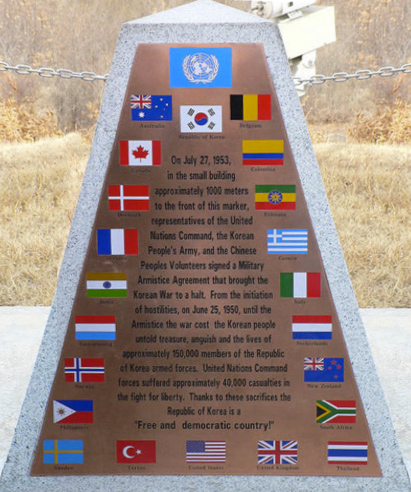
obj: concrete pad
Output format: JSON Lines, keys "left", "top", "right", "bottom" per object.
{"left": 1, "top": 307, "right": 410, "bottom": 477}
{"left": 0, "top": 307, "right": 49, "bottom": 472}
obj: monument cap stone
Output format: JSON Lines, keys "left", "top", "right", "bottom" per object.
{"left": 1, "top": 1, "right": 410, "bottom": 490}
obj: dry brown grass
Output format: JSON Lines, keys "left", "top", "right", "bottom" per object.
{"left": 0, "top": 135, "right": 410, "bottom": 307}
{"left": 316, "top": 142, "right": 411, "bottom": 307}
{"left": 0, "top": 97, "right": 62, "bottom": 142}
{"left": 0, "top": 134, "right": 89, "bottom": 305}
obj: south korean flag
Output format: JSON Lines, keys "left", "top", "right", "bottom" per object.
{"left": 180, "top": 105, "right": 222, "bottom": 133}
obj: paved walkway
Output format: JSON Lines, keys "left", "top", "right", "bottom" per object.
{"left": 1, "top": 307, "right": 411, "bottom": 475}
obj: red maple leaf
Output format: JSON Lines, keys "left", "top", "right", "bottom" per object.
{"left": 132, "top": 145, "right": 149, "bottom": 161}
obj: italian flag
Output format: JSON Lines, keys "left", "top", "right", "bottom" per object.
{"left": 280, "top": 272, "right": 321, "bottom": 298}
{"left": 119, "top": 140, "right": 161, "bottom": 166}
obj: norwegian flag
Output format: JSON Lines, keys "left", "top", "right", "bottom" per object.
{"left": 64, "top": 358, "right": 105, "bottom": 383}
{"left": 130, "top": 94, "right": 151, "bottom": 109}
{"left": 258, "top": 440, "right": 298, "bottom": 465}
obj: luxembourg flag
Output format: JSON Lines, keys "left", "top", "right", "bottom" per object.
{"left": 75, "top": 315, "right": 116, "bottom": 340}
{"left": 120, "top": 140, "right": 161, "bottom": 166}
{"left": 292, "top": 315, "right": 332, "bottom": 340}
{"left": 97, "top": 229, "right": 138, "bottom": 255}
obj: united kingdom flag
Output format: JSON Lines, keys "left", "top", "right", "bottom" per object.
{"left": 304, "top": 357, "right": 324, "bottom": 371}
{"left": 130, "top": 95, "right": 152, "bottom": 109}
{"left": 257, "top": 440, "right": 298, "bottom": 465}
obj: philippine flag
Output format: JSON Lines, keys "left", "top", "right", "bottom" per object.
{"left": 53, "top": 400, "right": 93, "bottom": 424}
{"left": 180, "top": 105, "right": 222, "bottom": 133}
{"left": 97, "top": 229, "right": 138, "bottom": 255}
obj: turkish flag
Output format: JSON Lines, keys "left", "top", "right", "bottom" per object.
{"left": 116, "top": 440, "right": 156, "bottom": 463}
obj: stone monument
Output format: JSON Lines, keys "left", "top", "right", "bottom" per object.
{"left": 1, "top": 1, "right": 410, "bottom": 490}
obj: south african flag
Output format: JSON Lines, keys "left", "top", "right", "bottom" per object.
{"left": 316, "top": 400, "right": 357, "bottom": 424}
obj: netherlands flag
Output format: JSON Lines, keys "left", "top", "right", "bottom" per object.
{"left": 97, "top": 229, "right": 138, "bottom": 255}
{"left": 120, "top": 140, "right": 161, "bottom": 166}
{"left": 292, "top": 315, "right": 332, "bottom": 340}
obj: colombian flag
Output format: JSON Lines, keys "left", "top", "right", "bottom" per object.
{"left": 242, "top": 140, "right": 283, "bottom": 166}
{"left": 230, "top": 94, "right": 271, "bottom": 121}
{"left": 255, "top": 185, "right": 296, "bottom": 210}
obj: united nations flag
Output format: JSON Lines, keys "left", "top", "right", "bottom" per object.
{"left": 169, "top": 47, "right": 232, "bottom": 88}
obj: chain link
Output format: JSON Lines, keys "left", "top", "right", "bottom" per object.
{"left": 294, "top": 63, "right": 411, "bottom": 86}
{"left": 1, "top": 60, "right": 411, "bottom": 86}
{"left": 0, "top": 61, "right": 108, "bottom": 82}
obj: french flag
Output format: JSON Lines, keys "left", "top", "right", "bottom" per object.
{"left": 97, "top": 229, "right": 138, "bottom": 255}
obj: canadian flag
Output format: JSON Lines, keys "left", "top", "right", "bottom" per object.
{"left": 119, "top": 140, "right": 161, "bottom": 166}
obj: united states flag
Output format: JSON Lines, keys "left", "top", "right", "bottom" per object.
{"left": 258, "top": 440, "right": 298, "bottom": 465}
{"left": 186, "top": 441, "right": 226, "bottom": 463}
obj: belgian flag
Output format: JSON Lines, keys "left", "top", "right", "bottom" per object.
{"left": 230, "top": 94, "right": 271, "bottom": 121}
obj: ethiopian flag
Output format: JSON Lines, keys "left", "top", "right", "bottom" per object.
{"left": 255, "top": 185, "right": 296, "bottom": 210}
{"left": 230, "top": 94, "right": 271, "bottom": 121}
{"left": 242, "top": 140, "right": 283, "bottom": 166}
{"left": 86, "top": 272, "right": 127, "bottom": 298}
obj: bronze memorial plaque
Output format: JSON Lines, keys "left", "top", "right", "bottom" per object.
{"left": 31, "top": 43, "right": 381, "bottom": 477}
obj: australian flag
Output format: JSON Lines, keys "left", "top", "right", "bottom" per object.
{"left": 131, "top": 95, "right": 172, "bottom": 121}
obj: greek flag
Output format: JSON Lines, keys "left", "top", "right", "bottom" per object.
{"left": 267, "top": 229, "right": 308, "bottom": 254}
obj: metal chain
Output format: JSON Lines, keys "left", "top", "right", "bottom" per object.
{"left": 1, "top": 60, "right": 411, "bottom": 85}
{"left": 0, "top": 61, "right": 108, "bottom": 82}
{"left": 293, "top": 63, "right": 411, "bottom": 86}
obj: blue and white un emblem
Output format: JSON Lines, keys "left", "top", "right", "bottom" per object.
{"left": 183, "top": 52, "right": 219, "bottom": 84}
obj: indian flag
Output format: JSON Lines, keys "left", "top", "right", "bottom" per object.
{"left": 255, "top": 185, "right": 296, "bottom": 210}
{"left": 242, "top": 140, "right": 283, "bottom": 166}
{"left": 86, "top": 272, "right": 127, "bottom": 298}
{"left": 75, "top": 315, "right": 116, "bottom": 341}
{"left": 280, "top": 272, "right": 321, "bottom": 298}
{"left": 292, "top": 315, "right": 332, "bottom": 340}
